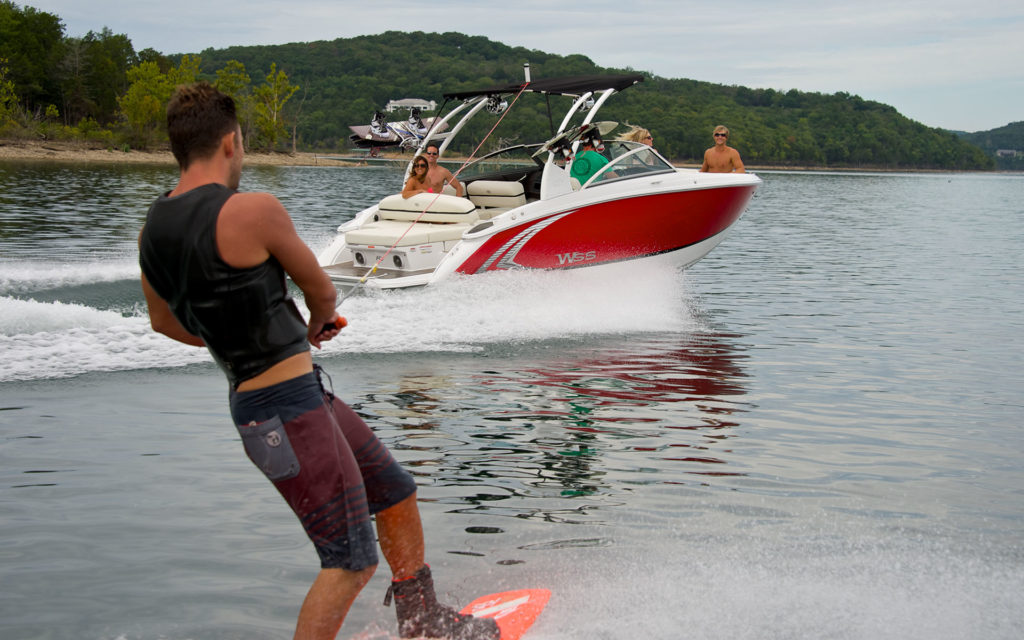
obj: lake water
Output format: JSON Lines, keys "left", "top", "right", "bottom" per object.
{"left": 1, "top": 161, "right": 1022, "bottom": 640}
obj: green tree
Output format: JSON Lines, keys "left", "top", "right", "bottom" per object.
{"left": 80, "top": 27, "right": 136, "bottom": 123}
{"left": 117, "top": 55, "right": 200, "bottom": 148}
{"left": 0, "top": 1, "right": 65, "bottom": 112}
{"left": 214, "top": 59, "right": 254, "bottom": 142}
{"left": 59, "top": 36, "right": 90, "bottom": 124}
{"left": 58, "top": 28, "right": 138, "bottom": 126}
{"left": 117, "top": 60, "right": 169, "bottom": 148}
{"left": 167, "top": 54, "right": 200, "bottom": 87}
{"left": 137, "top": 48, "right": 171, "bottom": 72}
{"left": 252, "top": 62, "right": 297, "bottom": 151}
{"left": 0, "top": 57, "right": 18, "bottom": 127}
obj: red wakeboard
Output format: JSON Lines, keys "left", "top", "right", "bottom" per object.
{"left": 460, "top": 588, "right": 550, "bottom": 640}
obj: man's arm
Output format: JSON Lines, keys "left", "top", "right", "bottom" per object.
{"left": 700, "top": 149, "right": 711, "bottom": 172}
{"left": 140, "top": 271, "right": 205, "bottom": 347}
{"left": 227, "top": 192, "right": 341, "bottom": 348}
{"left": 444, "top": 169, "right": 464, "bottom": 196}
{"left": 731, "top": 149, "right": 746, "bottom": 173}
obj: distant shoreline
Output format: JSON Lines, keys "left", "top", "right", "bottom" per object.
{"left": 0, "top": 139, "right": 361, "bottom": 167}
{"left": 0, "top": 138, "right": 1001, "bottom": 173}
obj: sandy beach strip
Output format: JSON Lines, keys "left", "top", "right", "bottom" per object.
{"left": 0, "top": 138, "right": 375, "bottom": 167}
{"left": 0, "top": 138, "right": 771, "bottom": 171}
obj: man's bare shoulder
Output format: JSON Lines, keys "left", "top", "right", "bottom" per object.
{"left": 219, "top": 191, "right": 295, "bottom": 239}
{"left": 221, "top": 191, "right": 288, "bottom": 220}
{"left": 227, "top": 190, "right": 282, "bottom": 208}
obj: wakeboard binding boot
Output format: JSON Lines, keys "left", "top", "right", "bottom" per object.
{"left": 385, "top": 565, "right": 500, "bottom": 640}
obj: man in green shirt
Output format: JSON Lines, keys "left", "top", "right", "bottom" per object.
{"left": 569, "top": 133, "right": 615, "bottom": 184}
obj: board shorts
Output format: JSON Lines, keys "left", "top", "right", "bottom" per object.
{"left": 229, "top": 366, "right": 416, "bottom": 570}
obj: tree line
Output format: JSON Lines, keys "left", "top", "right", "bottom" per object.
{"left": 0, "top": 1, "right": 299, "bottom": 151}
{"left": 0, "top": 2, "right": 1003, "bottom": 169}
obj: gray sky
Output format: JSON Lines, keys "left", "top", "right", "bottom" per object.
{"left": 28, "top": 0, "right": 1023, "bottom": 132}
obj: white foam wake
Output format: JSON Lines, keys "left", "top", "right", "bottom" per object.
{"left": 0, "top": 263, "right": 698, "bottom": 382}
{"left": 0, "top": 259, "right": 140, "bottom": 295}
{"left": 0, "top": 297, "right": 210, "bottom": 382}
{"left": 317, "top": 265, "right": 699, "bottom": 355}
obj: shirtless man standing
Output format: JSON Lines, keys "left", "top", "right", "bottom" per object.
{"left": 423, "top": 143, "right": 464, "bottom": 196}
{"left": 700, "top": 125, "right": 746, "bottom": 173}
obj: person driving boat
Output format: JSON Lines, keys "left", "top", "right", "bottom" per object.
{"left": 569, "top": 133, "right": 617, "bottom": 184}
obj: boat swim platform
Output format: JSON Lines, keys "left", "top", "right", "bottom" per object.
{"left": 322, "top": 262, "right": 434, "bottom": 283}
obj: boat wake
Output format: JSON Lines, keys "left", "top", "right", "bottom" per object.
{"left": 0, "top": 295, "right": 210, "bottom": 383}
{"left": 322, "top": 264, "right": 700, "bottom": 355}
{"left": 1, "top": 261, "right": 701, "bottom": 383}
{"left": 0, "top": 258, "right": 140, "bottom": 296}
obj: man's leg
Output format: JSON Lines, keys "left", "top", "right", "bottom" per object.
{"left": 376, "top": 492, "right": 425, "bottom": 578}
{"left": 375, "top": 493, "right": 499, "bottom": 640}
{"left": 294, "top": 565, "right": 377, "bottom": 640}
{"left": 321, "top": 394, "right": 495, "bottom": 638}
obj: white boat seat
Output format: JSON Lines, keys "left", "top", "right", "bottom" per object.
{"left": 346, "top": 192, "right": 479, "bottom": 247}
{"left": 377, "top": 192, "right": 478, "bottom": 223}
{"left": 345, "top": 220, "right": 473, "bottom": 246}
{"left": 467, "top": 180, "right": 526, "bottom": 219}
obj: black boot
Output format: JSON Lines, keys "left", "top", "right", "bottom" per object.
{"left": 384, "top": 565, "right": 500, "bottom": 640}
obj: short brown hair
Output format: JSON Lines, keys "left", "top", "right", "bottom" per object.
{"left": 166, "top": 82, "right": 238, "bottom": 170}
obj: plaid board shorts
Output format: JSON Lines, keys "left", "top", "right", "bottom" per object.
{"left": 229, "top": 367, "right": 416, "bottom": 570}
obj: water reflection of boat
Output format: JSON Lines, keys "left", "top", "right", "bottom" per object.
{"left": 497, "top": 335, "right": 751, "bottom": 520}
{"left": 319, "top": 70, "right": 761, "bottom": 293}
{"left": 354, "top": 334, "right": 751, "bottom": 522}
{"left": 481, "top": 334, "right": 748, "bottom": 423}
{"left": 514, "top": 339, "right": 747, "bottom": 411}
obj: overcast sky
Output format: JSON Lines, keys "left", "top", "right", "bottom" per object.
{"left": 27, "top": 0, "right": 1023, "bottom": 132}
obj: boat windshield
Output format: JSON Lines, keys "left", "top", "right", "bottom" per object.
{"left": 587, "top": 140, "right": 676, "bottom": 184}
{"left": 452, "top": 140, "right": 676, "bottom": 194}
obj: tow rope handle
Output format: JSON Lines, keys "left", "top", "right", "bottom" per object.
{"left": 321, "top": 316, "right": 348, "bottom": 333}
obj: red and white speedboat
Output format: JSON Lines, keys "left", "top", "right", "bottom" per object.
{"left": 317, "top": 72, "right": 760, "bottom": 292}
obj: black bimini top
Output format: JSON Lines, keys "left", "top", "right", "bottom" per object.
{"left": 443, "top": 74, "right": 644, "bottom": 100}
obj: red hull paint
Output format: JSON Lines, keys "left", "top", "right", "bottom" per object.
{"left": 455, "top": 184, "right": 756, "bottom": 274}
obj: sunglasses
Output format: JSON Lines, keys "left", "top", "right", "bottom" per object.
{"left": 425, "top": 151, "right": 439, "bottom": 156}
{"left": 414, "top": 163, "right": 427, "bottom": 168}
{"left": 714, "top": 133, "right": 728, "bottom": 138}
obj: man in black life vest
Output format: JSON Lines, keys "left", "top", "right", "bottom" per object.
{"left": 138, "top": 81, "right": 497, "bottom": 640}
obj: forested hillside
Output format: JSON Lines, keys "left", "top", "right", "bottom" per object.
{"left": 958, "top": 122, "right": 1024, "bottom": 170}
{"left": 196, "top": 31, "right": 994, "bottom": 169}
{"left": 0, "top": 2, "right": 1006, "bottom": 169}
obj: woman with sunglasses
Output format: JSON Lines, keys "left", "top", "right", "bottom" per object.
{"left": 401, "top": 155, "right": 432, "bottom": 198}
{"left": 618, "top": 125, "right": 654, "bottom": 146}
{"left": 617, "top": 125, "right": 658, "bottom": 168}
{"left": 700, "top": 125, "right": 746, "bottom": 173}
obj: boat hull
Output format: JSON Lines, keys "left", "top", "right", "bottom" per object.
{"left": 319, "top": 178, "right": 759, "bottom": 292}
{"left": 446, "top": 181, "right": 757, "bottom": 276}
